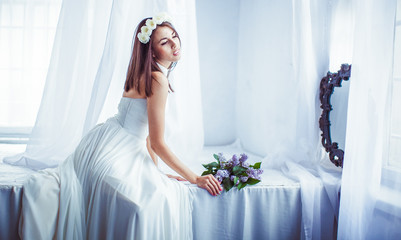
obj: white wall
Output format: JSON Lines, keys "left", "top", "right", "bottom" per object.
{"left": 196, "top": 0, "right": 240, "bottom": 146}
{"left": 196, "top": 0, "right": 332, "bottom": 157}
{"left": 236, "top": 0, "right": 295, "bottom": 156}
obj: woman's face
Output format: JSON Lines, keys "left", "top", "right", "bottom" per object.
{"left": 152, "top": 26, "right": 181, "bottom": 68}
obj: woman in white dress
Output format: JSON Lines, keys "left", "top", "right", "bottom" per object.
{"left": 20, "top": 13, "right": 222, "bottom": 240}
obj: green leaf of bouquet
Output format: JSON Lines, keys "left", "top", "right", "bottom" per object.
{"left": 223, "top": 178, "right": 234, "bottom": 192}
{"left": 234, "top": 176, "right": 239, "bottom": 185}
{"left": 203, "top": 162, "right": 219, "bottom": 170}
{"left": 247, "top": 178, "right": 261, "bottom": 185}
{"left": 238, "top": 182, "right": 247, "bottom": 190}
{"left": 210, "top": 162, "right": 219, "bottom": 168}
{"left": 213, "top": 154, "right": 220, "bottom": 161}
{"left": 201, "top": 170, "right": 211, "bottom": 176}
{"left": 232, "top": 166, "right": 247, "bottom": 175}
{"left": 253, "top": 162, "right": 261, "bottom": 169}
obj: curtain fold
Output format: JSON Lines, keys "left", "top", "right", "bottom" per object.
{"left": 338, "top": 0, "right": 401, "bottom": 239}
{"left": 236, "top": 0, "right": 339, "bottom": 239}
{"left": 4, "top": 0, "right": 203, "bottom": 170}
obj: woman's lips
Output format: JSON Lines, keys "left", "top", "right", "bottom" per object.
{"left": 173, "top": 49, "right": 180, "bottom": 56}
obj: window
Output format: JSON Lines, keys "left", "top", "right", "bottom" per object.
{"left": 387, "top": 0, "right": 401, "bottom": 170}
{"left": 0, "top": 0, "right": 61, "bottom": 143}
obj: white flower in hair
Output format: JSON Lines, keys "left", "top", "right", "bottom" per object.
{"left": 146, "top": 19, "right": 157, "bottom": 30}
{"left": 140, "top": 25, "right": 152, "bottom": 36}
{"left": 153, "top": 12, "right": 169, "bottom": 24}
{"left": 164, "top": 14, "right": 173, "bottom": 23}
{"left": 153, "top": 14, "right": 165, "bottom": 24}
{"left": 137, "top": 32, "right": 150, "bottom": 44}
{"left": 137, "top": 12, "right": 173, "bottom": 44}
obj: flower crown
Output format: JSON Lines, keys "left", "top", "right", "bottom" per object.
{"left": 137, "top": 12, "right": 173, "bottom": 44}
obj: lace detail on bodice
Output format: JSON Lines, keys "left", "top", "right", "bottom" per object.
{"left": 115, "top": 97, "right": 148, "bottom": 139}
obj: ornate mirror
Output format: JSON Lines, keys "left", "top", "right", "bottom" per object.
{"left": 319, "top": 64, "right": 352, "bottom": 167}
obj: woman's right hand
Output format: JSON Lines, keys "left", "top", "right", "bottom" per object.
{"left": 196, "top": 174, "right": 222, "bottom": 196}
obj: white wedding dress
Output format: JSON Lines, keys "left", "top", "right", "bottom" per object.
{"left": 19, "top": 96, "right": 194, "bottom": 239}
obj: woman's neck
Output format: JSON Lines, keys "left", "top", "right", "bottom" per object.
{"left": 156, "top": 62, "right": 169, "bottom": 76}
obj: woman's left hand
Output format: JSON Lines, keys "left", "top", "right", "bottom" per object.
{"left": 166, "top": 174, "right": 186, "bottom": 181}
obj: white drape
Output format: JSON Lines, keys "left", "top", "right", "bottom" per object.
{"left": 338, "top": 0, "right": 401, "bottom": 239}
{"left": 4, "top": 0, "right": 203, "bottom": 170}
{"left": 236, "top": 0, "right": 339, "bottom": 239}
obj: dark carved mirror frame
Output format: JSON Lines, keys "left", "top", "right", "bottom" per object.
{"left": 319, "top": 64, "right": 352, "bottom": 168}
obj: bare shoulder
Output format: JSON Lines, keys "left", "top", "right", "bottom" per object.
{"left": 151, "top": 71, "right": 169, "bottom": 89}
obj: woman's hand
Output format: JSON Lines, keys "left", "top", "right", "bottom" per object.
{"left": 166, "top": 174, "right": 186, "bottom": 181}
{"left": 196, "top": 174, "right": 222, "bottom": 196}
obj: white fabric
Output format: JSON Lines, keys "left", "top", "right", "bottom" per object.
{"left": 328, "top": 0, "right": 354, "bottom": 72}
{"left": 338, "top": 0, "right": 401, "bottom": 239}
{"left": 0, "top": 167, "right": 304, "bottom": 240}
{"left": 0, "top": 159, "right": 33, "bottom": 240}
{"left": 189, "top": 178, "right": 301, "bottom": 240}
{"left": 327, "top": 0, "right": 354, "bottom": 151}
{"left": 19, "top": 98, "right": 193, "bottom": 239}
{"left": 4, "top": 0, "right": 203, "bottom": 170}
{"left": 1, "top": 140, "right": 340, "bottom": 239}
{"left": 235, "top": 1, "right": 339, "bottom": 239}
{"left": 1, "top": 147, "right": 308, "bottom": 240}
{"left": 188, "top": 143, "right": 304, "bottom": 240}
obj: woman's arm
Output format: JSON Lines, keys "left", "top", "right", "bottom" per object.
{"left": 147, "top": 135, "right": 185, "bottom": 181}
{"left": 146, "top": 136, "right": 158, "bottom": 166}
{"left": 147, "top": 72, "right": 222, "bottom": 196}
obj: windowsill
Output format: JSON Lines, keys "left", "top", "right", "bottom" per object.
{"left": 376, "top": 186, "right": 401, "bottom": 215}
{"left": 0, "top": 143, "right": 26, "bottom": 163}
{"left": 376, "top": 166, "right": 401, "bottom": 216}
{"left": 0, "top": 127, "right": 31, "bottom": 144}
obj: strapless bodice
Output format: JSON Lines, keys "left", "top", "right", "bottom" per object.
{"left": 114, "top": 97, "right": 148, "bottom": 139}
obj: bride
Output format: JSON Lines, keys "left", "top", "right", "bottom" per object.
{"left": 20, "top": 13, "right": 222, "bottom": 239}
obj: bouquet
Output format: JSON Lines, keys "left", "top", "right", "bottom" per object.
{"left": 201, "top": 153, "right": 263, "bottom": 192}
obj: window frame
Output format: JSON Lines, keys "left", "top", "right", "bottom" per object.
{"left": 378, "top": 0, "right": 401, "bottom": 215}
{"left": 0, "top": 0, "right": 61, "bottom": 144}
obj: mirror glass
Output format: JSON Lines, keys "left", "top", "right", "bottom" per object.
{"left": 330, "top": 78, "right": 351, "bottom": 151}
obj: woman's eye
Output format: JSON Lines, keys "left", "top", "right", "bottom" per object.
{"left": 161, "top": 41, "right": 167, "bottom": 45}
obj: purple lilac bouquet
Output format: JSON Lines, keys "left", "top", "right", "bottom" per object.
{"left": 201, "top": 153, "right": 263, "bottom": 191}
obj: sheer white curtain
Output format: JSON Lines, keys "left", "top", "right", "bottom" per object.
{"left": 4, "top": 0, "right": 203, "bottom": 170}
{"left": 338, "top": 0, "right": 401, "bottom": 239}
{"left": 236, "top": 0, "right": 339, "bottom": 239}
{"left": 0, "top": 0, "right": 61, "bottom": 140}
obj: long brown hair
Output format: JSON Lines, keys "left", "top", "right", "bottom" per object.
{"left": 124, "top": 18, "right": 180, "bottom": 97}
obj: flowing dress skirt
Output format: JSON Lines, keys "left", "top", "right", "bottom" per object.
{"left": 19, "top": 117, "right": 193, "bottom": 240}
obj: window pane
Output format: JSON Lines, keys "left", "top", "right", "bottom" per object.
{"left": 10, "top": 28, "right": 24, "bottom": 69}
{"left": 0, "top": 4, "right": 11, "bottom": 26}
{"left": 389, "top": 137, "right": 401, "bottom": 169}
{"left": 0, "top": 0, "right": 61, "bottom": 131}
{"left": 0, "top": 29, "right": 10, "bottom": 68}
{"left": 32, "top": 29, "right": 51, "bottom": 67}
{"left": 11, "top": 4, "right": 24, "bottom": 27}
{"left": 48, "top": 5, "right": 60, "bottom": 27}
{"left": 394, "top": 27, "right": 401, "bottom": 78}
{"left": 388, "top": 0, "right": 401, "bottom": 168}
{"left": 33, "top": 5, "right": 48, "bottom": 27}
{"left": 391, "top": 81, "right": 401, "bottom": 136}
